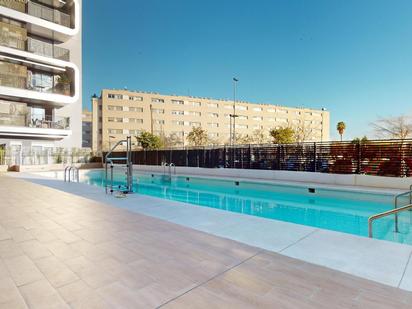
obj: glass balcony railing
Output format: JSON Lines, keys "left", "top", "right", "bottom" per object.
{"left": 0, "top": 113, "right": 70, "bottom": 130}
{"left": 0, "top": 1, "right": 72, "bottom": 28}
{"left": 27, "top": 37, "right": 70, "bottom": 61}
{"left": 27, "top": 1, "right": 71, "bottom": 28}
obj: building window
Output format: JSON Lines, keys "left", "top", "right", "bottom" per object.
{"left": 238, "top": 115, "right": 248, "bottom": 120}
{"left": 224, "top": 105, "right": 233, "bottom": 110}
{"left": 253, "top": 116, "right": 263, "bottom": 121}
{"left": 108, "top": 117, "right": 123, "bottom": 123}
{"left": 129, "top": 129, "right": 141, "bottom": 135}
{"left": 128, "top": 118, "right": 143, "bottom": 123}
{"left": 208, "top": 133, "right": 219, "bottom": 138}
{"left": 129, "top": 96, "right": 143, "bottom": 101}
{"left": 236, "top": 105, "right": 248, "bottom": 111}
{"left": 152, "top": 109, "right": 164, "bottom": 114}
{"left": 108, "top": 105, "right": 123, "bottom": 111}
{"left": 172, "top": 100, "right": 184, "bottom": 105}
{"left": 154, "top": 119, "right": 165, "bottom": 125}
{"left": 190, "top": 122, "right": 201, "bottom": 127}
{"left": 173, "top": 121, "right": 184, "bottom": 126}
{"left": 207, "top": 103, "right": 219, "bottom": 108}
{"left": 208, "top": 123, "right": 219, "bottom": 128}
{"left": 236, "top": 124, "right": 248, "bottom": 129}
{"left": 253, "top": 107, "right": 263, "bottom": 112}
{"left": 108, "top": 129, "right": 122, "bottom": 134}
{"left": 208, "top": 113, "right": 219, "bottom": 118}
{"left": 189, "top": 111, "right": 201, "bottom": 116}
{"left": 108, "top": 94, "right": 123, "bottom": 99}
{"left": 171, "top": 110, "right": 184, "bottom": 115}
{"left": 151, "top": 98, "right": 164, "bottom": 103}
{"left": 189, "top": 101, "right": 201, "bottom": 107}
{"left": 129, "top": 107, "right": 143, "bottom": 112}
{"left": 267, "top": 109, "right": 276, "bottom": 113}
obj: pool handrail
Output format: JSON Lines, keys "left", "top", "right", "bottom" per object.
{"left": 368, "top": 203, "right": 412, "bottom": 238}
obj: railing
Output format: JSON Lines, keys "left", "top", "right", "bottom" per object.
{"left": 0, "top": 0, "right": 26, "bottom": 12}
{"left": 0, "top": 113, "right": 70, "bottom": 130}
{"left": 106, "top": 139, "right": 412, "bottom": 178}
{"left": 0, "top": 71, "right": 71, "bottom": 97}
{"left": 27, "top": 37, "right": 70, "bottom": 61}
{"left": 368, "top": 204, "right": 412, "bottom": 238}
{"left": 28, "top": 1, "right": 71, "bottom": 28}
{"left": 0, "top": 35, "right": 26, "bottom": 51}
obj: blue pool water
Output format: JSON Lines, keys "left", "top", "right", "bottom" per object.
{"left": 82, "top": 170, "right": 412, "bottom": 244}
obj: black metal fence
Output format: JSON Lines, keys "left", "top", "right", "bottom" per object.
{"left": 107, "top": 139, "right": 412, "bottom": 177}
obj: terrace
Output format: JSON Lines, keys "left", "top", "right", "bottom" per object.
{"left": 1, "top": 175, "right": 411, "bottom": 308}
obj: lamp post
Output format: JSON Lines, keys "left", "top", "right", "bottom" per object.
{"left": 108, "top": 135, "right": 115, "bottom": 150}
{"left": 230, "top": 77, "right": 239, "bottom": 146}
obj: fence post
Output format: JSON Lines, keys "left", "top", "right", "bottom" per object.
{"left": 313, "top": 142, "right": 317, "bottom": 172}
{"left": 223, "top": 146, "right": 226, "bottom": 168}
{"left": 277, "top": 145, "right": 281, "bottom": 170}
{"left": 249, "top": 144, "right": 252, "bottom": 169}
{"left": 356, "top": 140, "right": 361, "bottom": 174}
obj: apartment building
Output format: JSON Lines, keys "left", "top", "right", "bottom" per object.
{"left": 82, "top": 108, "right": 91, "bottom": 148}
{"left": 0, "top": 0, "right": 82, "bottom": 163}
{"left": 91, "top": 89, "right": 330, "bottom": 152}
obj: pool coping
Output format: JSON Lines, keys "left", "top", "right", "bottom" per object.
{"left": 10, "top": 171, "right": 412, "bottom": 292}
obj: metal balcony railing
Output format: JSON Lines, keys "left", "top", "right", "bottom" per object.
{"left": 27, "top": 1, "right": 71, "bottom": 28}
{"left": 0, "top": 113, "right": 70, "bottom": 130}
{"left": 27, "top": 37, "right": 70, "bottom": 61}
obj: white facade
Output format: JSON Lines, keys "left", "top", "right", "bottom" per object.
{"left": 0, "top": 0, "right": 82, "bottom": 160}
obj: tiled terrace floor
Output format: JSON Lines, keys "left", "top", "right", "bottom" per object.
{"left": 1, "top": 175, "right": 412, "bottom": 308}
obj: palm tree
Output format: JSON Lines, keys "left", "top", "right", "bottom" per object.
{"left": 336, "top": 121, "right": 346, "bottom": 141}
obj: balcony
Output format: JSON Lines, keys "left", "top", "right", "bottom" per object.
{"left": 0, "top": 0, "right": 78, "bottom": 40}
{"left": 0, "top": 60, "right": 72, "bottom": 97}
{"left": 0, "top": 22, "right": 70, "bottom": 61}
{"left": 0, "top": 113, "right": 70, "bottom": 130}
{"left": 27, "top": 37, "right": 70, "bottom": 61}
{"left": 28, "top": 1, "right": 71, "bottom": 28}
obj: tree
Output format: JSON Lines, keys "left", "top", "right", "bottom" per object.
{"left": 236, "top": 129, "right": 270, "bottom": 145}
{"left": 136, "top": 131, "right": 163, "bottom": 150}
{"left": 269, "top": 127, "right": 296, "bottom": 144}
{"left": 352, "top": 136, "right": 368, "bottom": 144}
{"left": 370, "top": 116, "right": 412, "bottom": 140}
{"left": 161, "top": 133, "right": 182, "bottom": 148}
{"left": 336, "top": 121, "right": 346, "bottom": 141}
{"left": 187, "top": 127, "right": 209, "bottom": 146}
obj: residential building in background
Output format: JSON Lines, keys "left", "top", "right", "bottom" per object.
{"left": 0, "top": 0, "right": 82, "bottom": 164}
{"left": 92, "top": 89, "right": 330, "bottom": 152}
{"left": 82, "top": 108, "right": 91, "bottom": 148}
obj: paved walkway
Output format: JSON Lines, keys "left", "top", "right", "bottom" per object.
{"left": 0, "top": 175, "right": 412, "bottom": 308}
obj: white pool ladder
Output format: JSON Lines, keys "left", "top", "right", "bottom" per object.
{"left": 64, "top": 166, "right": 79, "bottom": 183}
{"left": 105, "top": 136, "right": 133, "bottom": 194}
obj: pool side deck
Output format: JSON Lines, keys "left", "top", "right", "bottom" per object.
{"left": 1, "top": 175, "right": 412, "bottom": 308}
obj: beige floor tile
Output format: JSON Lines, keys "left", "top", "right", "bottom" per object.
{"left": 18, "top": 279, "right": 69, "bottom": 309}
{"left": 35, "top": 256, "right": 79, "bottom": 288}
{"left": 4, "top": 255, "right": 45, "bottom": 286}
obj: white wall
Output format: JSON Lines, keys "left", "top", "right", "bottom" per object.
{"left": 133, "top": 165, "right": 412, "bottom": 190}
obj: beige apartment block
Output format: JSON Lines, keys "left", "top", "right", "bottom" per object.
{"left": 91, "top": 89, "right": 330, "bottom": 152}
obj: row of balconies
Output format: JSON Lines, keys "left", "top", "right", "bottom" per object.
{"left": 0, "top": 0, "right": 72, "bottom": 28}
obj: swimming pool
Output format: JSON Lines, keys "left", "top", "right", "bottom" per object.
{"left": 80, "top": 170, "right": 412, "bottom": 244}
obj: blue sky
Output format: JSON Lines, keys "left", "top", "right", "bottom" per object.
{"left": 83, "top": 0, "right": 412, "bottom": 140}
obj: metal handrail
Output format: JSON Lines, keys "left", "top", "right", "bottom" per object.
{"left": 105, "top": 136, "right": 133, "bottom": 194}
{"left": 368, "top": 203, "right": 412, "bottom": 238}
{"left": 393, "top": 188, "right": 412, "bottom": 232}
{"left": 64, "top": 165, "right": 79, "bottom": 182}
{"left": 64, "top": 166, "right": 70, "bottom": 182}
{"left": 169, "top": 163, "right": 176, "bottom": 176}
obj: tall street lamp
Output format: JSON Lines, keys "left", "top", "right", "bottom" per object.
{"left": 230, "top": 77, "right": 239, "bottom": 146}
{"left": 108, "top": 135, "right": 115, "bottom": 150}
